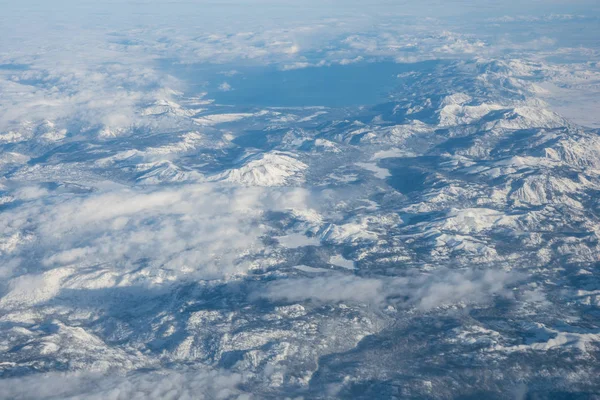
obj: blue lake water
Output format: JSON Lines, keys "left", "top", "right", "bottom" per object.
{"left": 159, "top": 60, "right": 439, "bottom": 108}
{"left": 0, "top": 63, "right": 30, "bottom": 71}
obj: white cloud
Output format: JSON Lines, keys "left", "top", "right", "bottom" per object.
{"left": 258, "top": 269, "right": 519, "bottom": 310}
{"left": 218, "top": 82, "right": 233, "bottom": 91}
{"left": 0, "top": 369, "right": 250, "bottom": 400}
{"left": 0, "top": 183, "right": 314, "bottom": 310}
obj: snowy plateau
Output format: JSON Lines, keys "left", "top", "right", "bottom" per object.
{"left": 1, "top": 1, "right": 600, "bottom": 399}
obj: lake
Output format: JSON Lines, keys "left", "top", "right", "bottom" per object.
{"left": 159, "top": 59, "right": 439, "bottom": 108}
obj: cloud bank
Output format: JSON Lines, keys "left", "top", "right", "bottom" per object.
{"left": 0, "top": 369, "right": 250, "bottom": 400}
{"left": 258, "top": 268, "right": 520, "bottom": 310}
{"left": 0, "top": 183, "right": 313, "bottom": 310}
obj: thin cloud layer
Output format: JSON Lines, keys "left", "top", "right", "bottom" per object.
{"left": 0, "top": 369, "right": 250, "bottom": 400}
{"left": 258, "top": 269, "right": 519, "bottom": 310}
{"left": 0, "top": 183, "right": 313, "bottom": 310}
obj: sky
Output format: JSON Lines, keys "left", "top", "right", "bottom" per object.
{"left": 2, "top": 0, "right": 599, "bottom": 28}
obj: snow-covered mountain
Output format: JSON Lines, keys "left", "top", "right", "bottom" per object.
{"left": 212, "top": 151, "right": 307, "bottom": 186}
{"left": 1, "top": 3, "right": 600, "bottom": 398}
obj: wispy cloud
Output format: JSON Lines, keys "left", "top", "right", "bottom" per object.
{"left": 0, "top": 183, "right": 314, "bottom": 309}
{"left": 0, "top": 369, "right": 249, "bottom": 400}
{"left": 257, "top": 268, "right": 520, "bottom": 310}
